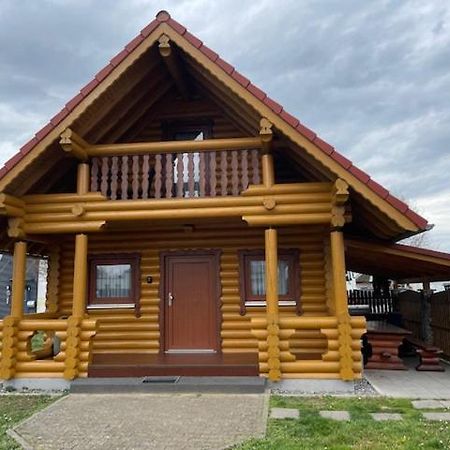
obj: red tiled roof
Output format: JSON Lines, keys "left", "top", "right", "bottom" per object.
{"left": 0, "top": 10, "right": 428, "bottom": 230}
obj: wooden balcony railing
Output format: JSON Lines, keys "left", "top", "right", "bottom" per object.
{"left": 90, "top": 148, "right": 261, "bottom": 200}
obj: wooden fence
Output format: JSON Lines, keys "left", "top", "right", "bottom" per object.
{"left": 347, "top": 289, "right": 395, "bottom": 315}
{"left": 398, "top": 289, "right": 450, "bottom": 358}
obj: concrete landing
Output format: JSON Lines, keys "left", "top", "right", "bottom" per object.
{"left": 365, "top": 359, "right": 450, "bottom": 399}
{"left": 71, "top": 376, "right": 267, "bottom": 394}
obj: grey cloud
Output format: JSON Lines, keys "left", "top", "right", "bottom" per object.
{"left": 0, "top": 0, "right": 449, "bottom": 249}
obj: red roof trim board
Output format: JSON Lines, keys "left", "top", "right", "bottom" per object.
{"left": 0, "top": 10, "right": 428, "bottom": 230}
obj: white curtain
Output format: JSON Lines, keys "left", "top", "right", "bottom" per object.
{"left": 250, "top": 260, "right": 289, "bottom": 296}
{"left": 96, "top": 264, "right": 131, "bottom": 298}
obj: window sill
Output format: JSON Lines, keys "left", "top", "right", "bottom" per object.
{"left": 244, "top": 300, "right": 297, "bottom": 307}
{"left": 87, "top": 303, "right": 136, "bottom": 310}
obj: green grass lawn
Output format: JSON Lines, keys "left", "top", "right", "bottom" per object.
{"left": 0, "top": 395, "right": 57, "bottom": 449}
{"left": 237, "top": 396, "right": 450, "bottom": 450}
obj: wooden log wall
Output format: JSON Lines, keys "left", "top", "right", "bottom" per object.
{"left": 0, "top": 314, "right": 96, "bottom": 379}
{"left": 54, "top": 224, "right": 332, "bottom": 376}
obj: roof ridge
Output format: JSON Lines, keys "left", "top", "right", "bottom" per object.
{"left": 0, "top": 10, "right": 428, "bottom": 231}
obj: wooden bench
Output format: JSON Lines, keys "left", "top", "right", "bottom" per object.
{"left": 404, "top": 337, "right": 445, "bottom": 372}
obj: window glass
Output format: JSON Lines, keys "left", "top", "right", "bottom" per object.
{"left": 172, "top": 131, "right": 204, "bottom": 198}
{"left": 238, "top": 249, "right": 300, "bottom": 314}
{"left": 95, "top": 264, "right": 131, "bottom": 298}
{"left": 249, "top": 259, "right": 290, "bottom": 296}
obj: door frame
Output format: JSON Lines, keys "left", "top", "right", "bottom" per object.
{"left": 159, "top": 249, "right": 222, "bottom": 353}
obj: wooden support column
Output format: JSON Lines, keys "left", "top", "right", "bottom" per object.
{"left": 420, "top": 280, "right": 433, "bottom": 345}
{"left": 329, "top": 179, "right": 356, "bottom": 380}
{"left": 64, "top": 233, "right": 88, "bottom": 380}
{"left": 265, "top": 228, "right": 281, "bottom": 381}
{"left": 77, "top": 163, "right": 90, "bottom": 195}
{"left": 0, "top": 241, "right": 27, "bottom": 379}
{"left": 72, "top": 234, "right": 88, "bottom": 318}
{"left": 330, "top": 228, "right": 355, "bottom": 380}
{"left": 260, "top": 118, "right": 274, "bottom": 188}
{"left": 330, "top": 230, "right": 348, "bottom": 316}
{"left": 10, "top": 241, "right": 27, "bottom": 318}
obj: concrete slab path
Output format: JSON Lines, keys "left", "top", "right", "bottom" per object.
{"left": 365, "top": 361, "right": 450, "bottom": 399}
{"left": 9, "top": 393, "right": 268, "bottom": 450}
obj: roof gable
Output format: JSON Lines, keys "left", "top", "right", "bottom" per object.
{"left": 0, "top": 10, "right": 428, "bottom": 235}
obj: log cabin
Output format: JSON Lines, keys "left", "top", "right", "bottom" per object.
{"left": 1, "top": 10, "right": 450, "bottom": 385}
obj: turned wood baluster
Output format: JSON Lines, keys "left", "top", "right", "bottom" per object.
{"left": 221, "top": 151, "right": 228, "bottom": 196}
{"left": 209, "top": 152, "right": 216, "bottom": 196}
{"left": 154, "top": 154, "right": 162, "bottom": 199}
{"left": 251, "top": 149, "right": 260, "bottom": 184}
{"left": 199, "top": 152, "right": 206, "bottom": 197}
{"left": 110, "top": 156, "right": 119, "bottom": 200}
{"left": 132, "top": 155, "right": 139, "bottom": 199}
{"left": 231, "top": 150, "right": 239, "bottom": 196}
{"left": 188, "top": 152, "right": 195, "bottom": 197}
{"left": 142, "top": 154, "right": 150, "bottom": 199}
{"left": 165, "top": 153, "right": 173, "bottom": 198}
{"left": 176, "top": 153, "right": 184, "bottom": 198}
{"left": 91, "top": 158, "right": 99, "bottom": 191}
{"left": 241, "top": 149, "right": 249, "bottom": 191}
{"left": 100, "top": 157, "right": 109, "bottom": 197}
{"left": 121, "top": 156, "right": 129, "bottom": 200}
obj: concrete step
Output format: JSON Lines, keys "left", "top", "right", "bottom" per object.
{"left": 70, "top": 376, "right": 267, "bottom": 394}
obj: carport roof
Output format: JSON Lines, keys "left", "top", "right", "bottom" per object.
{"left": 345, "top": 239, "right": 450, "bottom": 282}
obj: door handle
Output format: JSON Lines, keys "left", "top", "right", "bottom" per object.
{"left": 168, "top": 292, "right": 174, "bottom": 306}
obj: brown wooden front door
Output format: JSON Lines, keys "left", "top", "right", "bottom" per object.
{"left": 162, "top": 251, "right": 220, "bottom": 352}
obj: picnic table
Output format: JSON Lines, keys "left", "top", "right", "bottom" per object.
{"left": 365, "top": 321, "right": 412, "bottom": 370}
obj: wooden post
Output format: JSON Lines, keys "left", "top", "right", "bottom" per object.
{"left": 0, "top": 241, "right": 27, "bottom": 379}
{"left": 72, "top": 234, "right": 88, "bottom": 318}
{"left": 77, "top": 163, "right": 90, "bottom": 195}
{"left": 260, "top": 118, "right": 274, "bottom": 188}
{"left": 265, "top": 228, "right": 281, "bottom": 381}
{"left": 64, "top": 233, "right": 88, "bottom": 380}
{"left": 261, "top": 154, "right": 275, "bottom": 188}
{"left": 330, "top": 231, "right": 348, "bottom": 316}
{"left": 330, "top": 228, "right": 355, "bottom": 380}
{"left": 421, "top": 280, "right": 433, "bottom": 345}
{"left": 11, "top": 241, "right": 27, "bottom": 318}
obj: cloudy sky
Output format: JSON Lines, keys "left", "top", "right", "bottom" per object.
{"left": 0, "top": 0, "right": 449, "bottom": 250}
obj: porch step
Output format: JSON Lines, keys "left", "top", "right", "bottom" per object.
{"left": 88, "top": 352, "right": 259, "bottom": 377}
{"left": 70, "top": 376, "right": 266, "bottom": 394}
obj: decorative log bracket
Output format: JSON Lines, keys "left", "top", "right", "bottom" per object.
{"left": 158, "top": 34, "right": 190, "bottom": 101}
{"left": 59, "top": 128, "right": 89, "bottom": 161}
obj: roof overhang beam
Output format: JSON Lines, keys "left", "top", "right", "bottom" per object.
{"left": 158, "top": 34, "right": 190, "bottom": 101}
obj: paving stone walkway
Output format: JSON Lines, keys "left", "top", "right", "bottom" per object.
{"left": 412, "top": 400, "right": 450, "bottom": 409}
{"left": 272, "top": 404, "right": 450, "bottom": 423}
{"left": 319, "top": 410, "right": 350, "bottom": 421}
{"left": 371, "top": 413, "right": 403, "bottom": 421}
{"left": 9, "top": 393, "right": 268, "bottom": 450}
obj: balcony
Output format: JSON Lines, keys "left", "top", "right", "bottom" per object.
{"left": 90, "top": 148, "right": 262, "bottom": 200}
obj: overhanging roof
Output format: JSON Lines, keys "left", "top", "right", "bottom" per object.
{"left": 346, "top": 239, "right": 450, "bottom": 282}
{"left": 0, "top": 10, "right": 428, "bottom": 238}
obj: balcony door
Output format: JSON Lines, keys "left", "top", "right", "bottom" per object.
{"left": 165, "top": 123, "right": 212, "bottom": 198}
